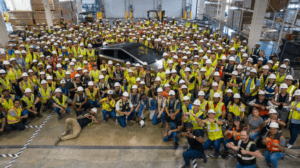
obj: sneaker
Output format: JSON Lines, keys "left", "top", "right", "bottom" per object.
{"left": 103, "top": 119, "right": 107, "bottom": 123}
{"left": 54, "top": 137, "right": 61, "bottom": 146}
{"left": 202, "top": 153, "right": 207, "bottom": 163}
{"left": 24, "top": 121, "right": 31, "bottom": 125}
{"left": 286, "top": 143, "right": 293, "bottom": 149}
{"left": 60, "top": 130, "right": 70, "bottom": 137}
{"left": 214, "top": 152, "right": 219, "bottom": 159}
{"left": 181, "top": 164, "right": 190, "bottom": 168}
{"left": 174, "top": 142, "right": 179, "bottom": 150}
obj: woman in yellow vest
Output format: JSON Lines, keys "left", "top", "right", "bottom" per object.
{"left": 38, "top": 80, "right": 53, "bottom": 111}
{"left": 184, "top": 100, "right": 205, "bottom": 136}
{"left": 0, "top": 69, "right": 12, "bottom": 93}
{"left": 275, "top": 64, "right": 287, "bottom": 86}
{"left": 200, "top": 109, "right": 224, "bottom": 158}
{"left": 86, "top": 81, "right": 100, "bottom": 107}
{"left": 228, "top": 93, "right": 245, "bottom": 119}
{"left": 90, "top": 65, "right": 101, "bottom": 83}
{"left": 7, "top": 99, "right": 27, "bottom": 130}
{"left": 98, "top": 90, "right": 116, "bottom": 123}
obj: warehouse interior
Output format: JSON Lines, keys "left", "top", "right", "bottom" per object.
{"left": 0, "top": 0, "right": 300, "bottom": 168}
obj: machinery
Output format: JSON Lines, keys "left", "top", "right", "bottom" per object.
{"left": 147, "top": 10, "right": 165, "bottom": 21}
{"left": 78, "top": 11, "right": 96, "bottom": 23}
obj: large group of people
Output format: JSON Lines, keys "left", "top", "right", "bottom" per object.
{"left": 0, "top": 17, "right": 299, "bottom": 168}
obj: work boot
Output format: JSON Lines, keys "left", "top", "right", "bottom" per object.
{"left": 24, "top": 121, "right": 31, "bottom": 125}
{"left": 221, "top": 151, "right": 228, "bottom": 159}
{"left": 202, "top": 153, "right": 207, "bottom": 163}
{"left": 174, "top": 142, "right": 179, "bottom": 150}
{"left": 60, "top": 130, "right": 70, "bottom": 137}
{"left": 181, "top": 164, "right": 190, "bottom": 168}
{"left": 37, "top": 113, "right": 43, "bottom": 118}
{"left": 54, "top": 137, "right": 61, "bottom": 146}
{"left": 214, "top": 152, "right": 219, "bottom": 159}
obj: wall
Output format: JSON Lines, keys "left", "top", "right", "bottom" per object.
{"left": 105, "top": 0, "right": 126, "bottom": 18}
{"left": 162, "top": 0, "right": 183, "bottom": 18}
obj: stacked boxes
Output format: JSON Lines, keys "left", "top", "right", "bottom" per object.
{"left": 31, "top": 0, "right": 61, "bottom": 25}
{"left": 8, "top": 11, "right": 34, "bottom": 26}
{"left": 60, "top": 1, "right": 77, "bottom": 23}
{"left": 31, "top": 0, "right": 60, "bottom": 11}
{"left": 233, "top": 10, "right": 253, "bottom": 30}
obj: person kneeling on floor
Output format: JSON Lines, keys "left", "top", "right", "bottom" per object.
{"left": 138, "top": 94, "right": 157, "bottom": 127}
{"left": 178, "top": 122, "right": 207, "bottom": 168}
{"left": 163, "top": 110, "right": 183, "bottom": 150}
{"left": 51, "top": 88, "right": 70, "bottom": 119}
{"left": 115, "top": 92, "right": 135, "bottom": 127}
{"left": 55, "top": 108, "right": 100, "bottom": 145}
{"left": 98, "top": 90, "right": 116, "bottom": 123}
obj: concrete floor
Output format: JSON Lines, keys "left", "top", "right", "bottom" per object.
{"left": 1, "top": 108, "right": 300, "bottom": 168}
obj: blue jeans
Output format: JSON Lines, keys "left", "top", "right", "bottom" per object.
{"left": 117, "top": 110, "right": 135, "bottom": 127}
{"left": 203, "top": 138, "right": 224, "bottom": 153}
{"left": 236, "top": 163, "right": 257, "bottom": 168}
{"left": 88, "top": 99, "right": 100, "bottom": 107}
{"left": 183, "top": 148, "right": 203, "bottom": 165}
{"left": 194, "top": 129, "right": 204, "bottom": 137}
{"left": 249, "top": 131, "right": 260, "bottom": 141}
{"left": 289, "top": 122, "right": 300, "bottom": 145}
{"left": 163, "top": 130, "right": 179, "bottom": 142}
{"left": 242, "top": 94, "right": 256, "bottom": 105}
{"left": 102, "top": 110, "right": 116, "bottom": 120}
{"left": 54, "top": 107, "right": 70, "bottom": 117}
{"left": 224, "top": 138, "right": 234, "bottom": 151}
{"left": 176, "top": 112, "right": 182, "bottom": 119}
{"left": 264, "top": 150, "right": 284, "bottom": 168}
{"left": 152, "top": 111, "right": 166, "bottom": 125}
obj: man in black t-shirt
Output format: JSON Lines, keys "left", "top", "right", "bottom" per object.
{"left": 163, "top": 112, "right": 183, "bottom": 149}
{"left": 177, "top": 122, "right": 207, "bottom": 168}
{"left": 227, "top": 130, "right": 262, "bottom": 168}
{"left": 54, "top": 108, "right": 100, "bottom": 145}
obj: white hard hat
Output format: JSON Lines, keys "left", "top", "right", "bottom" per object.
{"left": 132, "top": 85, "right": 138, "bottom": 89}
{"left": 280, "top": 83, "right": 288, "bottom": 89}
{"left": 108, "top": 60, "right": 113, "bottom": 65}
{"left": 41, "top": 80, "right": 47, "bottom": 84}
{"left": 232, "top": 71, "right": 238, "bottom": 75}
{"left": 122, "top": 92, "right": 129, "bottom": 97}
{"left": 60, "top": 80, "right": 66, "bottom": 84}
{"left": 258, "top": 90, "right": 265, "bottom": 95}
{"left": 213, "top": 93, "right": 220, "bottom": 98}
{"left": 262, "top": 65, "right": 269, "bottom": 70}
{"left": 280, "top": 64, "right": 287, "bottom": 69}
{"left": 214, "top": 72, "right": 220, "bottom": 77}
{"left": 99, "top": 75, "right": 104, "bottom": 79}
{"left": 294, "top": 89, "right": 300, "bottom": 96}
{"left": 237, "top": 64, "right": 243, "bottom": 69}
{"left": 198, "top": 91, "right": 205, "bottom": 96}
{"left": 269, "top": 74, "right": 276, "bottom": 79}
{"left": 169, "top": 90, "right": 175, "bottom": 96}
{"left": 157, "top": 87, "right": 163, "bottom": 92}
{"left": 184, "top": 67, "right": 191, "bottom": 72}
{"left": 227, "top": 89, "right": 233, "bottom": 93}
{"left": 155, "top": 77, "right": 161, "bottom": 81}
{"left": 56, "top": 64, "right": 62, "bottom": 68}
{"left": 242, "top": 53, "right": 248, "bottom": 57}
{"left": 77, "top": 86, "right": 84, "bottom": 92}
{"left": 183, "top": 96, "right": 190, "bottom": 101}
{"left": 230, "top": 47, "right": 235, "bottom": 51}
{"left": 46, "top": 65, "right": 52, "bottom": 69}
{"left": 88, "top": 81, "right": 94, "bottom": 86}
{"left": 164, "top": 83, "right": 170, "bottom": 88}
{"left": 65, "top": 71, "right": 71, "bottom": 75}
{"left": 250, "top": 68, "right": 257, "bottom": 73}
{"left": 140, "top": 81, "right": 145, "bottom": 85}
{"left": 171, "top": 69, "right": 177, "bottom": 73}
{"left": 114, "top": 82, "right": 120, "bottom": 87}
{"left": 181, "top": 85, "right": 188, "bottom": 89}
{"left": 285, "top": 75, "right": 293, "bottom": 80}
{"left": 90, "top": 107, "right": 98, "bottom": 114}
{"left": 75, "top": 74, "right": 81, "bottom": 78}
{"left": 269, "top": 122, "right": 279, "bottom": 128}
{"left": 165, "top": 69, "right": 170, "bottom": 74}
{"left": 200, "top": 68, "right": 206, "bottom": 72}
{"left": 22, "top": 73, "right": 28, "bottom": 77}
{"left": 108, "top": 90, "right": 113, "bottom": 95}
{"left": 208, "top": 109, "right": 216, "bottom": 114}
{"left": 193, "top": 100, "right": 201, "bottom": 106}
{"left": 233, "top": 93, "right": 241, "bottom": 99}
{"left": 25, "top": 88, "right": 32, "bottom": 93}
{"left": 269, "top": 109, "right": 277, "bottom": 114}
{"left": 205, "top": 59, "right": 212, "bottom": 64}
{"left": 168, "top": 60, "right": 173, "bottom": 64}
{"left": 212, "top": 82, "right": 218, "bottom": 87}
{"left": 229, "top": 57, "right": 235, "bottom": 61}
{"left": 3, "top": 61, "right": 9, "bottom": 65}
{"left": 136, "top": 77, "right": 141, "bottom": 82}
{"left": 55, "top": 88, "right": 62, "bottom": 93}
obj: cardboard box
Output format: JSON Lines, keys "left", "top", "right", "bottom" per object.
{"left": 32, "top": 11, "right": 62, "bottom": 20}
{"left": 60, "top": 1, "right": 74, "bottom": 15}
{"left": 10, "top": 19, "right": 34, "bottom": 26}
{"left": 35, "top": 18, "right": 60, "bottom": 25}
{"left": 30, "top": 0, "right": 60, "bottom": 11}
{"left": 8, "top": 11, "right": 33, "bottom": 20}
{"left": 31, "top": 4, "right": 55, "bottom": 11}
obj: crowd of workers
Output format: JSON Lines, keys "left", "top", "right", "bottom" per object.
{"left": 0, "top": 17, "right": 300, "bottom": 168}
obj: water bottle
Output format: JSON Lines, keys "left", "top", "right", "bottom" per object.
{"left": 115, "top": 118, "right": 118, "bottom": 125}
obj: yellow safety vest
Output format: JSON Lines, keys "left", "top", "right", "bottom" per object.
{"left": 206, "top": 120, "right": 223, "bottom": 141}
{"left": 289, "top": 101, "right": 300, "bottom": 121}
{"left": 259, "top": 74, "right": 269, "bottom": 90}
{"left": 226, "top": 78, "right": 238, "bottom": 94}
{"left": 21, "top": 95, "right": 35, "bottom": 108}
{"left": 39, "top": 87, "right": 52, "bottom": 103}
{"left": 56, "top": 70, "right": 66, "bottom": 85}
{"left": 209, "top": 101, "right": 224, "bottom": 119}
{"left": 188, "top": 107, "right": 203, "bottom": 130}
{"left": 275, "top": 73, "right": 286, "bottom": 86}
{"left": 187, "top": 75, "right": 196, "bottom": 91}
{"left": 7, "top": 106, "right": 22, "bottom": 124}
{"left": 20, "top": 80, "right": 33, "bottom": 91}
{"left": 287, "top": 85, "right": 296, "bottom": 95}
{"left": 86, "top": 49, "right": 95, "bottom": 61}
{"left": 53, "top": 95, "right": 67, "bottom": 108}
{"left": 0, "top": 95, "right": 15, "bottom": 110}
{"left": 85, "top": 88, "right": 98, "bottom": 101}
{"left": 228, "top": 102, "right": 245, "bottom": 118}
{"left": 116, "top": 99, "right": 130, "bottom": 116}
{"left": 171, "top": 75, "right": 180, "bottom": 90}
{"left": 91, "top": 70, "right": 101, "bottom": 83}
{"left": 48, "top": 81, "right": 56, "bottom": 93}
{"left": 0, "top": 77, "right": 11, "bottom": 92}
{"left": 101, "top": 98, "right": 115, "bottom": 111}
{"left": 272, "top": 61, "right": 280, "bottom": 72}
{"left": 245, "top": 77, "right": 258, "bottom": 96}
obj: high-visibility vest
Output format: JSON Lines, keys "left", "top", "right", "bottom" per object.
{"left": 259, "top": 74, "right": 269, "bottom": 90}
{"left": 287, "top": 85, "right": 296, "bottom": 96}
{"left": 228, "top": 127, "right": 246, "bottom": 140}
{"left": 209, "top": 101, "right": 224, "bottom": 119}
{"left": 85, "top": 88, "right": 98, "bottom": 101}
{"left": 275, "top": 73, "right": 286, "bottom": 85}
{"left": 20, "top": 80, "right": 33, "bottom": 91}
{"left": 0, "top": 77, "right": 11, "bottom": 92}
{"left": 289, "top": 101, "right": 300, "bottom": 121}
{"left": 53, "top": 95, "right": 67, "bottom": 108}
{"left": 0, "top": 95, "right": 15, "bottom": 110}
{"left": 39, "top": 87, "right": 52, "bottom": 103}
{"left": 228, "top": 102, "right": 245, "bottom": 118}
{"left": 86, "top": 49, "right": 95, "bottom": 61}
{"left": 170, "top": 75, "right": 180, "bottom": 90}
{"left": 56, "top": 70, "right": 66, "bottom": 85}
{"left": 101, "top": 98, "right": 115, "bottom": 111}
{"left": 116, "top": 99, "right": 130, "bottom": 116}
{"left": 209, "top": 90, "right": 222, "bottom": 101}
{"left": 187, "top": 75, "right": 196, "bottom": 91}
{"left": 90, "top": 70, "right": 101, "bottom": 83}
{"left": 180, "top": 92, "right": 192, "bottom": 103}
{"left": 21, "top": 95, "right": 35, "bottom": 108}
{"left": 272, "top": 61, "right": 280, "bottom": 72}
{"left": 266, "top": 132, "right": 283, "bottom": 153}
{"left": 245, "top": 77, "right": 258, "bottom": 96}
{"left": 187, "top": 106, "right": 203, "bottom": 130}
{"left": 7, "top": 106, "right": 22, "bottom": 124}
{"left": 48, "top": 81, "right": 56, "bottom": 93}
{"left": 206, "top": 120, "right": 223, "bottom": 141}
{"left": 237, "top": 140, "right": 256, "bottom": 161}
{"left": 226, "top": 78, "right": 238, "bottom": 94}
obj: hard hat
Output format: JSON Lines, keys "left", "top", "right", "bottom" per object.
{"left": 3, "top": 61, "right": 9, "bottom": 65}
{"left": 213, "top": 93, "right": 220, "bottom": 98}
{"left": 136, "top": 78, "right": 141, "bottom": 82}
{"left": 208, "top": 109, "right": 216, "bottom": 114}
{"left": 56, "top": 64, "right": 62, "bottom": 68}
{"left": 108, "top": 90, "right": 113, "bottom": 95}
{"left": 171, "top": 69, "right": 177, "bottom": 73}
{"left": 46, "top": 65, "right": 52, "bottom": 69}
{"left": 229, "top": 57, "right": 235, "bottom": 61}
{"left": 247, "top": 58, "right": 253, "bottom": 62}
{"left": 55, "top": 88, "right": 62, "bottom": 93}
{"left": 183, "top": 96, "right": 190, "bottom": 101}
{"left": 164, "top": 83, "right": 170, "bottom": 87}
{"left": 250, "top": 68, "right": 257, "bottom": 73}
{"left": 132, "top": 85, "right": 138, "bottom": 89}
{"left": 122, "top": 92, "right": 129, "bottom": 97}
{"left": 135, "top": 63, "right": 141, "bottom": 67}
{"left": 41, "top": 80, "right": 47, "bottom": 84}
{"left": 237, "top": 64, "right": 243, "bottom": 69}
{"left": 242, "top": 53, "right": 248, "bottom": 57}
{"left": 269, "top": 74, "right": 276, "bottom": 79}
{"left": 262, "top": 65, "right": 269, "bottom": 70}
{"left": 99, "top": 75, "right": 104, "bottom": 79}
{"left": 155, "top": 77, "right": 161, "bottom": 81}
{"left": 157, "top": 87, "right": 163, "bottom": 92}
{"left": 227, "top": 89, "right": 233, "bottom": 93}
{"left": 108, "top": 60, "right": 113, "bottom": 65}
{"left": 214, "top": 72, "right": 220, "bottom": 76}
{"left": 205, "top": 59, "right": 212, "bottom": 64}
{"left": 114, "top": 82, "right": 120, "bottom": 87}
{"left": 126, "top": 61, "right": 131, "bottom": 65}
{"left": 75, "top": 74, "right": 81, "bottom": 78}
{"left": 283, "top": 58, "right": 290, "bottom": 62}
{"left": 200, "top": 68, "right": 206, "bottom": 72}
{"left": 163, "top": 53, "right": 168, "bottom": 57}
{"left": 25, "top": 88, "right": 32, "bottom": 93}
{"left": 212, "top": 82, "right": 218, "bottom": 86}
{"left": 169, "top": 90, "right": 175, "bottom": 95}
{"left": 40, "top": 71, "right": 45, "bottom": 75}
{"left": 233, "top": 93, "right": 241, "bottom": 99}
{"left": 91, "top": 107, "right": 98, "bottom": 114}
{"left": 280, "top": 64, "right": 286, "bottom": 69}
{"left": 165, "top": 69, "right": 170, "bottom": 74}
{"left": 269, "top": 122, "right": 279, "bottom": 128}
{"left": 232, "top": 71, "right": 238, "bottom": 75}
{"left": 269, "top": 109, "right": 277, "bottom": 114}
{"left": 65, "top": 71, "right": 71, "bottom": 75}
{"left": 184, "top": 67, "right": 191, "bottom": 72}
{"left": 77, "top": 86, "right": 84, "bottom": 92}
{"left": 230, "top": 47, "right": 235, "bottom": 51}
{"left": 139, "top": 120, "right": 145, "bottom": 127}
{"left": 193, "top": 100, "right": 201, "bottom": 106}
{"left": 181, "top": 85, "right": 188, "bottom": 89}
{"left": 168, "top": 60, "right": 173, "bottom": 64}
{"left": 179, "top": 79, "right": 185, "bottom": 84}
{"left": 60, "top": 80, "right": 66, "bottom": 84}
{"left": 140, "top": 81, "right": 145, "bottom": 85}
{"left": 88, "top": 81, "right": 94, "bottom": 86}
{"left": 258, "top": 90, "right": 265, "bottom": 95}
{"left": 294, "top": 89, "right": 300, "bottom": 96}
{"left": 22, "top": 73, "right": 28, "bottom": 77}
{"left": 285, "top": 75, "right": 293, "bottom": 80}
{"left": 173, "top": 55, "right": 178, "bottom": 59}
{"left": 198, "top": 91, "right": 205, "bottom": 96}
{"left": 267, "top": 60, "right": 273, "bottom": 64}
{"left": 280, "top": 83, "right": 288, "bottom": 89}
